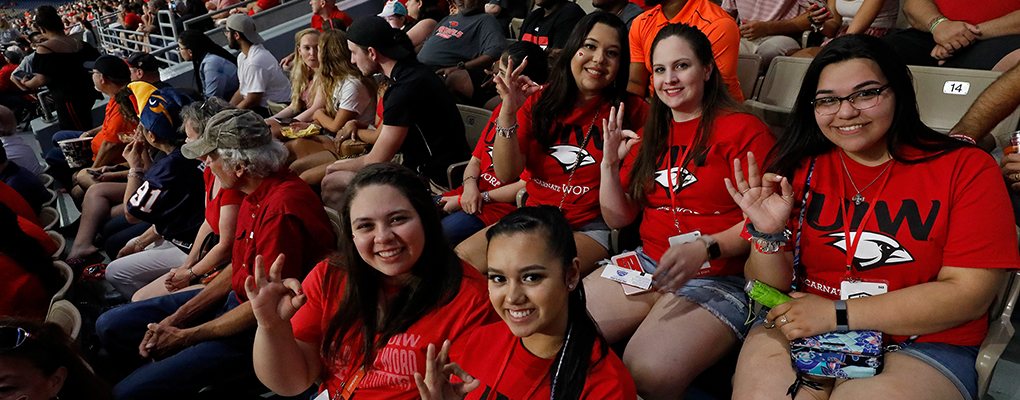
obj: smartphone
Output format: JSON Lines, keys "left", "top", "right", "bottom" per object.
{"left": 809, "top": 0, "right": 829, "bottom": 13}
{"left": 12, "top": 70, "right": 32, "bottom": 80}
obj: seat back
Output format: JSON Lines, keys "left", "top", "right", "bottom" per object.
{"left": 38, "top": 173, "right": 54, "bottom": 188}
{"left": 908, "top": 66, "right": 1020, "bottom": 148}
{"left": 42, "top": 188, "right": 58, "bottom": 207}
{"left": 457, "top": 104, "right": 493, "bottom": 150}
{"left": 737, "top": 54, "right": 762, "bottom": 101}
{"left": 46, "top": 231, "right": 65, "bottom": 260}
{"left": 755, "top": 56, "right": 812, "bottom": 109}
{"left": 45, "top": 300, "right": 82, "bottom": 340}
{"left": 509, "top": 18, "right": 524, "bottom": 39}
{"left": 39, "top": 206, "right": 58, "bottom": 231}
{"left": 50, "top": 260, "right": 73, "bottom": 310}
{"left": 324, "top": 207, "right": 343, "bottom": 249}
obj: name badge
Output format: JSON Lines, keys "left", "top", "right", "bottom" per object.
{"left": 667, "top": 230, "right": 710, "bottom": 270}
{"left": 840, "top": 280, "right": 888, "bottom": 300}
{"left": 601, "top": 265, "right": 652, "bottom": 290}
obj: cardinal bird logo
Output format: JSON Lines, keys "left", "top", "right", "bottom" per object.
{"left": 653, "top": 166, "right": 697, "bottom": 193}
{"left": 548, "top": 145, "right": 596, "bottom": 174}
{"left": 823, "top": 231, "right": 914, "bottom": 271}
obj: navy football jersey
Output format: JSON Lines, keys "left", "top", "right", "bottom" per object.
{"left": 126, "top": 148, "right": 205, "bottom": 250}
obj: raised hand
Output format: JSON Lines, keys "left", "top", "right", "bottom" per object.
{"left": 244, "top": 254, "right": 306, "bottom": 329}
{"left": 601, "top": 102, "right": 640, "bottom": 167}
{"left": 492, "top": 56, "right": 540, "bottom": 115}
{"left": 414, "top": 340, "right": 479, "bottom": 400}
{"left": 724, "top": 152, "right": 794, "bottom": 235}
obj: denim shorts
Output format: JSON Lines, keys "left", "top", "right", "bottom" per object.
{"left": 577, "top": 217, "right": 610, "bottom": 251}
{"left": 896, "top": 342, "right": 979, "bottom": 400}
{"left": 624, "top": 247, "right": 752, "bottom": 340}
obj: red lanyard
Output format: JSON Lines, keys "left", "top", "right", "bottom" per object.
{"left": 836, "top": 153, "right": 895, "bottom": 281}
{"left": 665, "top": 121, "right": 700, "bottom": 234}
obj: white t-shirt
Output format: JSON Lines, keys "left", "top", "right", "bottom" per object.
{"left": 236, "top": 44, "right": 292, "bottom": 106}
{"left": 835, "top": 0, "right": 898, "bottom": 29}
{"left": 332, "top": 75, "right": 375, "bottom": 126}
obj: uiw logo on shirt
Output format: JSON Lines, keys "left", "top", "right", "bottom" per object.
{"left": 823, "top": 231, "right": 915, "bottom": 271}
{"left": 654, "top": 166, "right": 697, "bottom": 193}
{"left": 548, "top": 145, "right": 596, "bottom": 174}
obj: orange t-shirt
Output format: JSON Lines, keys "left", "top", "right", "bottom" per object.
{"left": 629, "top": 0, "right": 743, "bottom": 101}
{"left": 90, "top": 97, "right": 136, "bottom": 163}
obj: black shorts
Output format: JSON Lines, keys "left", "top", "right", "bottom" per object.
{"left": 882, "top": 28, "right": 1020, "bottom": 70}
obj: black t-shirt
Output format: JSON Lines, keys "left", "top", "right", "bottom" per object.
{"left": 382, "top": 59, "right": 470, "bottom": 184}
{"left": 519, "top": 2, "right": 585, "bottom": 50}
{"left": 32, "top": 42, "right": 101, "bottom": 103}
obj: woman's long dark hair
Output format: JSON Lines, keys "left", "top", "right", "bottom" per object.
{"left": 0, "top": 202, "right": 61, "bottom": 292}
{"left": 628, "top": 23, "right": 741, "bottom": 205}
{"left": 486, "top": 206, "right": 607, "bottom": 400}
{"left": 0, "top": 318, "right": 113, "bottom": 400}
{"left": 531, "top": 12, "right": 630, "bottom": 148}
{"left": 178, "top": 30, "right": 238, "bottom": 96}
{"left": 321, "top": 163, "right": 464, "bottom": 370}
{"left": 34, "top": 6, "right": 64, "bottom": 34}
{"left": 766, "top": 34, "right": 967, "bottom": 178}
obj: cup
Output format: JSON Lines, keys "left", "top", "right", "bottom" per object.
{"left": 58, "top": 137, "right": 93, "bottom": 168}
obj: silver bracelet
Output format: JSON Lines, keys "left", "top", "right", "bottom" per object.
{"left": 482, "top": 191, "right": 491, "bottom": 203}
{"left": 495, "top": 123, "right": 518, "bottom": 138}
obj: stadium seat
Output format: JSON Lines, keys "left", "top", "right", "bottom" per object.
{"left": 38, "top": 173, "right": 54, "bottom": 188}
{"left": 743, "top": 56, "right": 812, "bottom": 137}
{"left": 324, "top": 207, "right": 342, "bottom": 250}
{"left": 509, "top": 18, "right": 524, "bottom": 40}
{"left": 977, "top": 271, "right": 1020, "bottom": 397}
{"left": 46, "top": 300, "right": 82, "bottom": 340}
{"left": 39, "top": 206, "right": 58, "bottom": 230}
{"left": 908, "top": 66, "right": 1020, "bottom": 148}
{"left": 448, "top": 105, "right": 494, "bottom": 189}
{"left": 46, "top": 230, "right": 65, "bottom": 260}
{"left": 41, "top": 188, "right": 58, "bottom": 208}
{"left": 736, "top": 54, "right": 762, "bottom": 101}
{"left": 49, "top": 260, "right": 74, "bottom": 311}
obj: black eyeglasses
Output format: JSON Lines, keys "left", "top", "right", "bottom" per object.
{"left": 810, "top": 84, "right": 891, "bottom": 116}
{"left": 0, "top": 326, "right": 32, "bottom": 351}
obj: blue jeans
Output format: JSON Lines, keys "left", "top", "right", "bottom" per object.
{"left": 96, "top": 290, "right": 258, "bottom": 400}
{"left": 442, "top": 210, "right": 488, "bottom": 246}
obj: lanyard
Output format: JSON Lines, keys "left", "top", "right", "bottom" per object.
{"left": 665, "top": 121, "right": 700, "bottom": 234}
{"left": 836, "top": 153, "right": 894, "bottom": 281}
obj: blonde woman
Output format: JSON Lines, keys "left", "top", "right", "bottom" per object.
{"left": 268, "top": 28, "right": 325, "bottom": 138}
{"left": 286, "top": 29, "right": 378, "bottom": 185}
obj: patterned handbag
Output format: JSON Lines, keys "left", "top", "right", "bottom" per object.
{"left": 790, "top": 330, "right": 884, "bottom": 379}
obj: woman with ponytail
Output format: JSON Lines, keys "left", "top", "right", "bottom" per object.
{"left": 416, "top": 206, "right": 636, "bottom": 400}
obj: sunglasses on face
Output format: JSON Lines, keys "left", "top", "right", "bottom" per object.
{"left": 0, "top": 326, "right": 32, "bottom": 351}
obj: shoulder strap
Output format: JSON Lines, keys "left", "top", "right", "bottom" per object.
{"left": 791, "top": 157, "right": 816, "bottom": 291}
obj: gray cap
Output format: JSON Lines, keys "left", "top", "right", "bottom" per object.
{"left": 181, "top": 109, "right": 272, "bottom": 159}
{"left": 225, "top": 14, "right": 264, "bottom": 45}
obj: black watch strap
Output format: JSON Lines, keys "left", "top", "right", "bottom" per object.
{"left": 835, "top": 300, "right": 849, "bottom": 332}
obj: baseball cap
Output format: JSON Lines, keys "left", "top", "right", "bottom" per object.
{"left": 225, "top": 14, "right": 264, "bottom": 45}
{"left": 140, "top": 87, "right": 193, "bottom": 142}
{"left": 181, "top": 109, "right": 273, "bottom": 159}
{"left": 378, "top": 0, "right": 407, "bottom": 17}
{"left": 346, "top": 16, "right": 411, "bottom": 61}
{"left": 83, "top": 55, "right": 130, "bottom": 81}
{"left": 125, "top": 52, "right": 168, "bottom": 72}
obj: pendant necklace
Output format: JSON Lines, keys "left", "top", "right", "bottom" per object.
{"left": 838, "top": 151, "right": 893, "bottom": 205}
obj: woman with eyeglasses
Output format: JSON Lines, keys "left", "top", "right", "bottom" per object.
{"left": 0, "top": 318, "right": 113, "bottom": 400}
{"left": 727, "top": 34, "right": 1019, "bottom": 400}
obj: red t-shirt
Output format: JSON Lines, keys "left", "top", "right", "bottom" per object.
{"left": 783, "top": 147, "right": 1019, "bottom": 346}
{"left": 311, "top": 8, "right": 354, "bottom": 31}
{"left": 621, "top": 113, "right": 774, "bottom": 276}
{"left": 0, "top": 64, "right": 20, "bottom": 93}
{"left": 934, "top": 0, "right": 1020, "bottom": 25}
{"left": 248, "top": 0, "right": 279, "bottom": 15}
{"left": 1, "top": 181, "right": 40, "bottom": 226}
{"left": 91, "top": 98, "right": 136, "bottom": 163}
{"left": 451, "top": 322, "right": 637, "bottom": 400}
{"left": 203, "top": 167, "right": 245, "bottom": 235}
{"left": 291, "top": 261, "right": 497, "bottom": 400}
{"left": 629, "top": 0, "right": 742, "bottom": 101}
{"left": 443, "top": 104, "right": 530, "bottom": 226}
{"left": 230, "top": 170, "right": 335, "bottom": 300}
{"left": 0, "top": 216, "right": 59, "bottom": 320}
{"left": 514, "top": 92, "right": 648, "bottom": 228}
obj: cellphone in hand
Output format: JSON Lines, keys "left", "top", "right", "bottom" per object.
{"left": 809, "top": 0, "right": 830, "bottom": 13}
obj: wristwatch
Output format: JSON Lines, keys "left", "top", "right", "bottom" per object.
{"left": 457, "top": 61, "right": 466, "bottom": 70}
{"left": 697, "top": 235, "right": 721, "bottom": 260}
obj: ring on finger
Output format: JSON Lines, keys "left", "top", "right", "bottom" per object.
{"left": 740, "top": 188, "right": 751, "bottom": 195}
{"left": 779, "top": 315, "right": 788, "bottom": 324}
{"left": 1013, "top": 172, "right": 1019, "bottom": 181}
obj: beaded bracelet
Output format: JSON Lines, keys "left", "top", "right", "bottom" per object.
{"left": 495, "top": 123, "right": 518, "bottom": 138}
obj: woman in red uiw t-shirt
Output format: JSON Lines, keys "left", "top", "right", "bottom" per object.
{"left": 247, "top": 163, "right": 495, "bottom": 400}
{"left": 416, "top": 206, "right": 636, "bottom": 400}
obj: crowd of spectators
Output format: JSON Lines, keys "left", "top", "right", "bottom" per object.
{"left": 2, "top": 0, "right": 1020, "bottom": 399}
